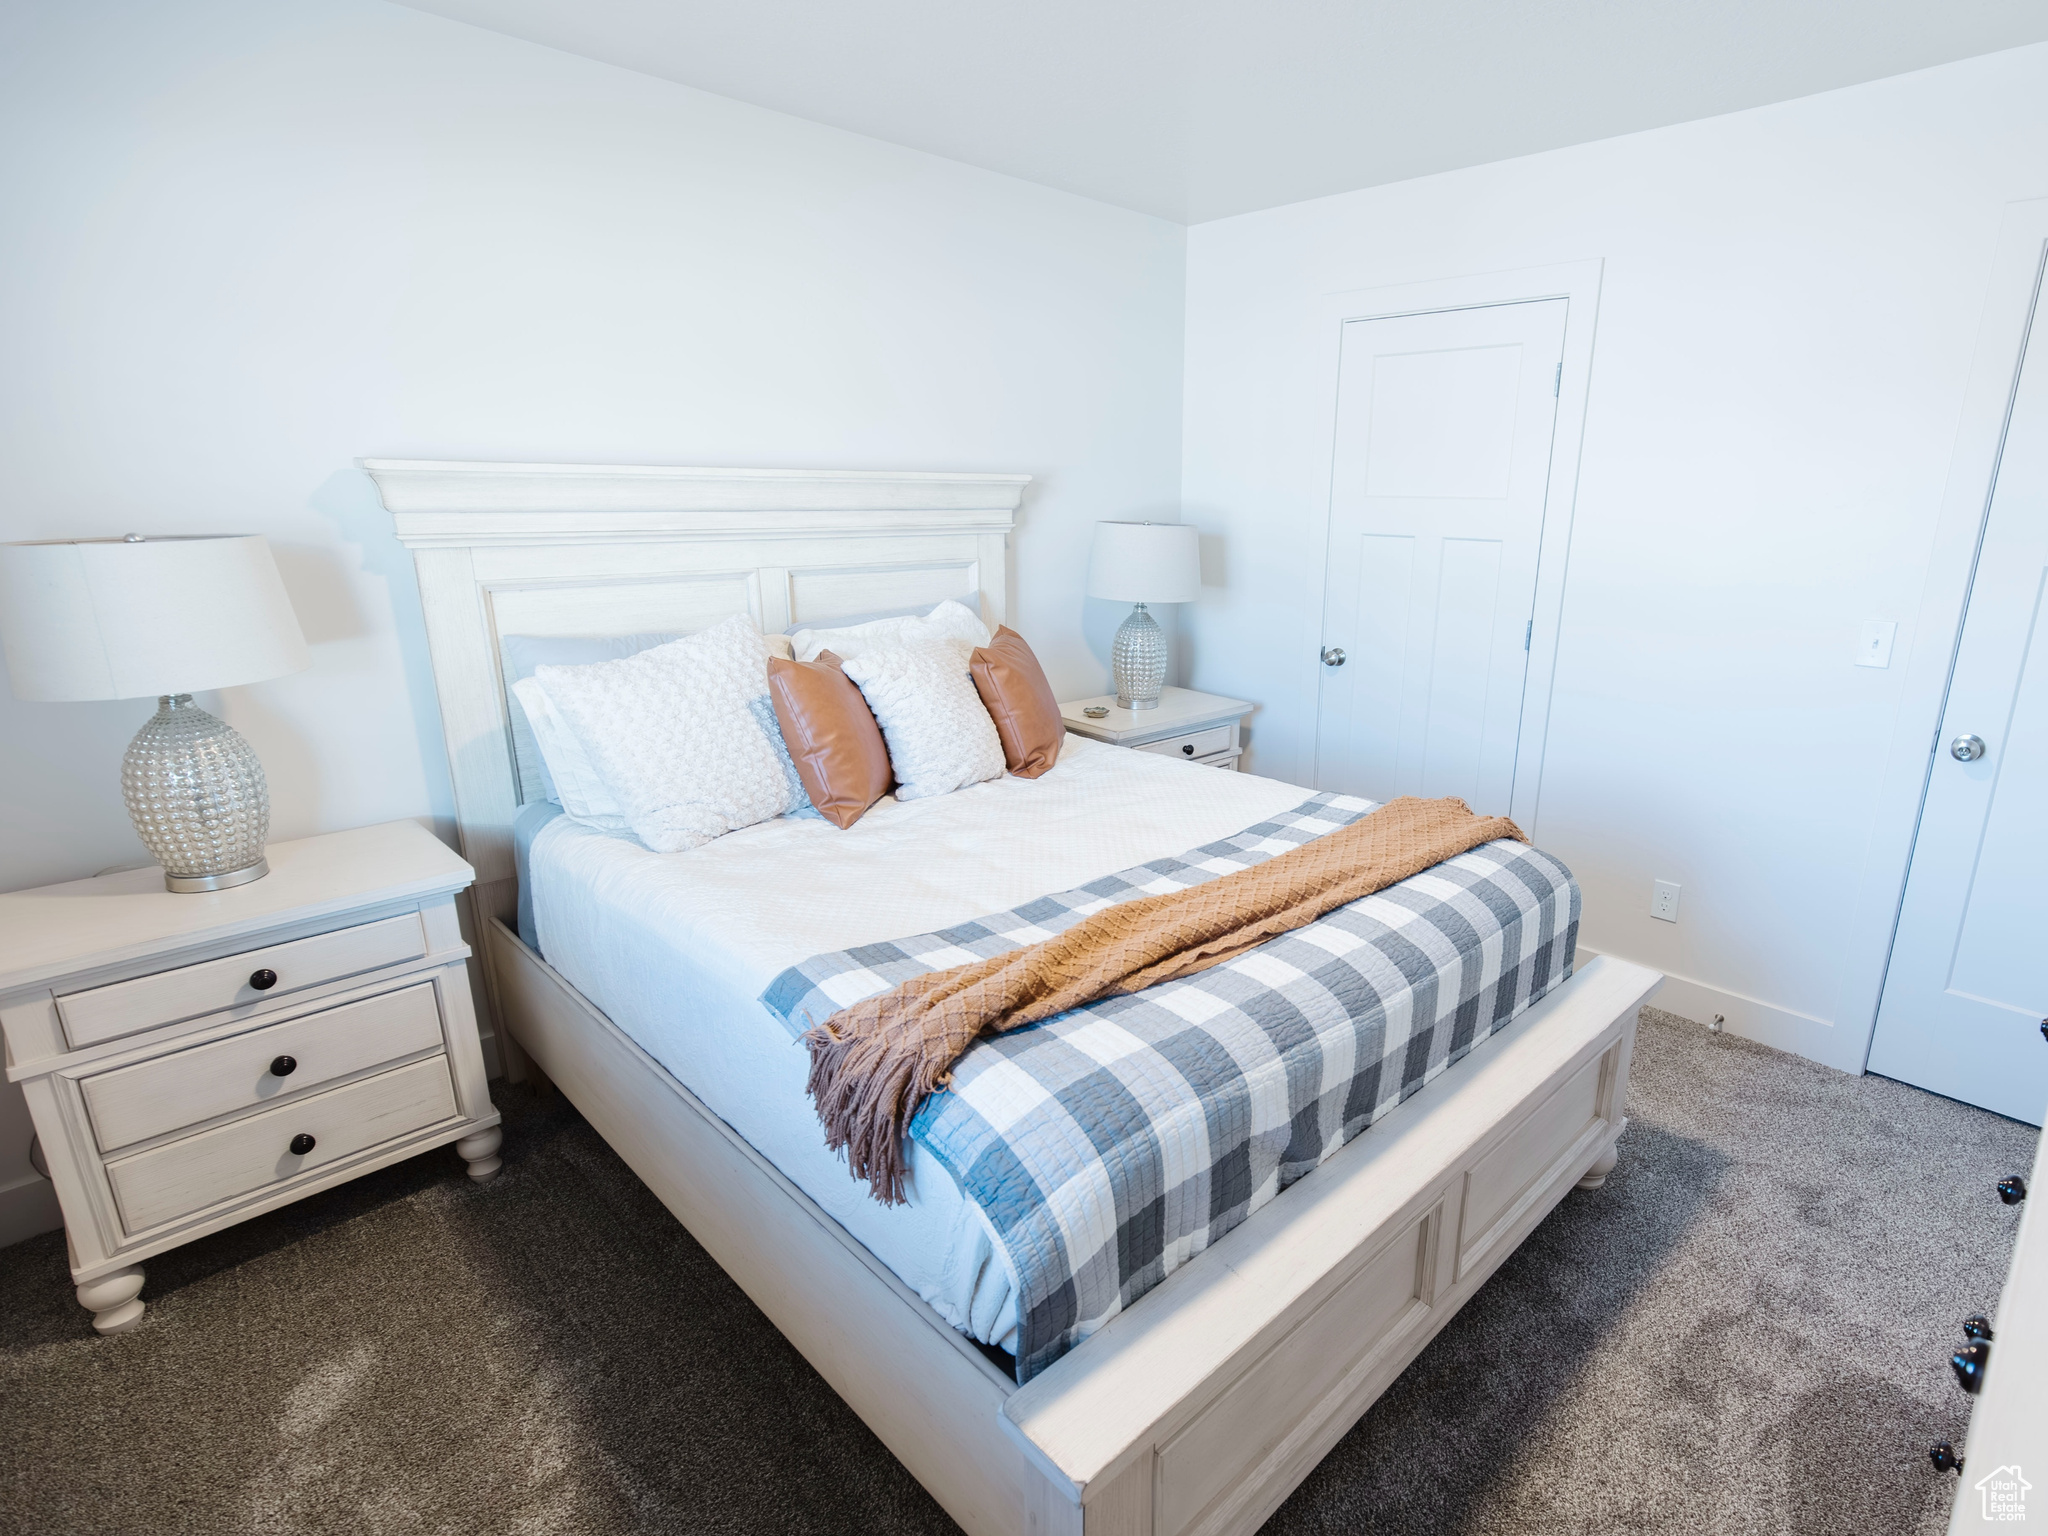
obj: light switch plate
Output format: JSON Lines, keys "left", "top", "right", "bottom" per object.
{"left": 1856, "top": 620, "right": 1897, "bottom": 669}
{"left": 1650, "top": 880, "right": 1681, "bottom": 923}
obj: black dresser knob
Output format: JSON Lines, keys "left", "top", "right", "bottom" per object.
{"left": 249, "top": 968, "right": 278, "bottom": 991}
{"left": 1952, "top": 1339, "right": 1991, "bottom": 1394}
{"left": 288, "top": 1133, "right": 316, "bottom": 1156}
{"left": 1182, "top": 742, "right": 1195, "bottom": 755}
{"left": 1962, "top": 1314, "right": 1995, "bottom": 1343}
{"left": 1929, "top": 1443, "right": 1963, "bottom": 1474}
{"left": 1998, "top": 1175, "right": 2028, "bottom": 1205}
{"left": 269, "top": 1055, "right": 297, "bottom": 1078}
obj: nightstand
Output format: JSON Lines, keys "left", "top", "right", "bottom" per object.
{"left": 1060, "top": 686, "right": 1254, "bottom": 770}
{"left": 0, "top": 821, "right": 501, "bottom": 1334}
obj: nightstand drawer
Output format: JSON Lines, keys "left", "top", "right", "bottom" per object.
{"left": 105, "top": 1055, "right": 459, "bottom": 1234}
{"left": 56, "top": 913, "right": 427, "bottom": 1049}
{"left": 1135, "top": 723, "right": 1236, "bottom": 761}
{"left": 80, "top": 981, "right": 447, "bottom": 1154}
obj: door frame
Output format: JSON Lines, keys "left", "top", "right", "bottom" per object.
{"left": 1303, "top": 260, "right": 1604, "bottom": 831}
{"left": 1849, "top": 196, "right": 2048, "bottom": 1073}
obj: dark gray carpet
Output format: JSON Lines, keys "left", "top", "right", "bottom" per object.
{"left": 0, "top": 1008, "right": 2033, "bottom": 1535}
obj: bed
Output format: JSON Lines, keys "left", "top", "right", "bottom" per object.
{"left": 368, "top": 457, "right": 1661, "bottom": 1536}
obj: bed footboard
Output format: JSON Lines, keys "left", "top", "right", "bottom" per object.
{"left": 1001, "top": 954, "right": 1657, "bottom": 1536}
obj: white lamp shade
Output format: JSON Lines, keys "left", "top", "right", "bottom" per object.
{"left": 0, "top": 535, "right": 309, "bottom": 702}
{"left": 1085, "top": 521, "right": 1201, "bottom": 605}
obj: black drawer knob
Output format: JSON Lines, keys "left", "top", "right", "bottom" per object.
{"left": 1999, "top": 1174, "right": 2028, "bottom": 1205}
{"left": 1182, "top": 742, "right": 1195, "bottom": 755}
{"left": 1962, "top": 1314, "right": 1995, "bottom": 1343}
{"left": 1952, "top": 1339, "right": 1990, "bottom": 1394}
{"left": 249, "top": 968, "right": 278, "bottom": 991}
{"left": 269, "top": 1055, "right": 297, "bottom": 1078}
{"left": 1929, "top": 1442, "right": 1963, "bottom": 1474}
{"left": 288, "top": 1133, "right": 316, "bottom": 1156}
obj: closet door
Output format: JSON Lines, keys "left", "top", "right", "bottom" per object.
{"left": 1313, "top": 300, "right": 1568, "bottom": 814}
{"left": 1868, "top": 262, "right": 2048, "bottom": 1126}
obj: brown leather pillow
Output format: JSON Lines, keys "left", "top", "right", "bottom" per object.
{"left": 969, "top": 626, "right": 1064, "bottom": 778}
{"left": 766, "top": 651, "right": 892, "bottom": 829}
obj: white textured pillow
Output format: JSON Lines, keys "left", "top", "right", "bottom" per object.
{"left": 791, "top": 598, "right": 991, "bottom": 664}
{"left": 841, "top": 639, "right": 1006, "bottom": 801}
{"left": 533, "top": 615, "right": 802, "bottom": 852}
{"left": 509, "top": 675, "right": 630, "bottom": 831}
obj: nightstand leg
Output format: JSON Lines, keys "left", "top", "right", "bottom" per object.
{"left": 76, "top": 1266, "right": 146, "bottom": 1334}
{"left": 456, "top": 1126, "right": 503, "bottom": 1184}
{"left": 1576, "top": 1141, "right": 1620, "bottom": 1190}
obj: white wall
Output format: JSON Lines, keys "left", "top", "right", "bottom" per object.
{"left": 1181, "top": 43, "right": 2048, "bottom": 1074}
{"left": 0, "top": 0, "right": 1186, "bottom": 1243}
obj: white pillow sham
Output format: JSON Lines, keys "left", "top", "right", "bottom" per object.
{"left": 506, "top": 627, "right": 796, "bottom": 810}
{"left": 790, "top": 598, "right": 991, "bottom": 664}
{"left": 533, "top": 615, "right": 804, "bottom": 853}
{"left": 510, "top": 675, "right": 631, "bottom": 831}
{"left": 841, "top": 638, "right": 1006, "bottom": 801}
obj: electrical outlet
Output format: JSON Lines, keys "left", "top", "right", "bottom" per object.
{"left": 1856, "top": 620, "right": 1897, "bottom": 669}
{"left": 1650, "top": 880, "right": 1681, "bottom": 923}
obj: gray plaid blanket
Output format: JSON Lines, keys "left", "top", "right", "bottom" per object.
{"left": 761, "top": 793, "right": 1579, "bottom": 1382}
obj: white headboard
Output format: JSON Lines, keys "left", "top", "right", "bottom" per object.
{"left": 365, "top": 459, "right": 1029, "bottom": 923}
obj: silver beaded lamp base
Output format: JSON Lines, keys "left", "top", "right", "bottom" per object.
{"left": 164, "top": 859, "right": 269, "bottom": 893}
{"left": 122, "top": 694, "right": 272, "bottom": 894}
{"left": 1111, "top": 602, "right": 1166, "bottom": 709}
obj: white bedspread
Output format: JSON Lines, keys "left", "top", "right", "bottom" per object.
{"left": 528, "top": 734, "right": 1308, "bottom": 1351}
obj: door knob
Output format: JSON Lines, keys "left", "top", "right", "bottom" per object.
{"left": 1952, "top": 1339, "right": 1990, "bottom": 1394}
{"left": 1321, "top": 647, "right": 1347, "bottom": 667}
{"left": 1998, "top": 1175, "right": 2028, "bottom": 1205}
{"left": 1950, "top": 734, "right": 1986, "bottom": 761}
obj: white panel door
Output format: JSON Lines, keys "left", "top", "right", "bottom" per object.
{"left": 1314, "top": 300, "right": 1568, "bottom": 813}
{"left": 1868, "top": 271, "right": 2048, "bottom": 1126}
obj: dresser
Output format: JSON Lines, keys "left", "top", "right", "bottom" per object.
{"left": 0, "top": 821, "right": 501, "bottom": 1334}
{"left": 1059, "top": 686, "right": 1254, "bottom": 770}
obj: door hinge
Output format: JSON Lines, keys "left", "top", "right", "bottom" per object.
{"left": 1553, "top": 361, "right": 1562, "bottom": 397}
{"left": 1524, "top": 619, "right": 1533, "bottom": 651}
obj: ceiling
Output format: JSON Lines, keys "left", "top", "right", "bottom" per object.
{"left": 397, "top": 0, "right": 2048, "bottom": 224}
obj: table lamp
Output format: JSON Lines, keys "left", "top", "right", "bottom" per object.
{"left": 1086, "top": 521, "right": 1200, "bottom": 710}
{"left": 0, "top": 534, "right": 309, "bottom": 892}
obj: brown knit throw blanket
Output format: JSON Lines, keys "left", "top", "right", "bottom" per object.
{"left": 805, "top": 795, "right": 1526, "bottom": 1203}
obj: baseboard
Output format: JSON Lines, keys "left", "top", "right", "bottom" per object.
{"left": 0, "top": 1173, "right": 62, "bottom": 1250}
{"left": 1575, "top": 948, "right": 1858, "bottom": 1074}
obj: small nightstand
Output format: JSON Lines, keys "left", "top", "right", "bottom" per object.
{"left": 0, "top": 821, "right": 501, "bottom": 1335}
{"left": 1060, "top": 686, "right": 1254, "bottom": 770}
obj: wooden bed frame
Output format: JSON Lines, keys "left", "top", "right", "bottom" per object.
{"left": 367, "top": 458, "right": 1661, "bottom": 1536}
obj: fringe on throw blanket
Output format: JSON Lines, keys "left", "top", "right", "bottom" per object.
{"left": 804, "top": 794, "right": 1526, "bottom": 1203}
